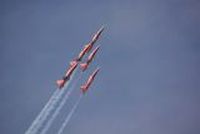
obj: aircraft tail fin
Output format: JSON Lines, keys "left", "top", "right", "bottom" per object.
{"left": 80, "top": 63, "right": 88, "bottom": 71}
{"left": 80, "top": 85, "right": 87, "bottom": 93}
{"left": 70, "top": 60, "right": 77, "bottom": 67}
{"left": 56, "top": 79, "right": 65, "bottom": 89}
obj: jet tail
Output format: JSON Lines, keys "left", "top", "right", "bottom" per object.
{"left": 56, "top": 79, "right": 65, "bottom": 89}
{"left": 80, "top": 85, "right": 87, "bottom": 93}
{"left": 70, "top": 60, "right": 78, "bottom": 67}
{"left": 80, "top": 63, "right": 88, "bottom": 71}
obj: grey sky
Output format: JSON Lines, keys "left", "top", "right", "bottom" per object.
{"left": 1, "top": 0, "right": 200, "bottom": 134}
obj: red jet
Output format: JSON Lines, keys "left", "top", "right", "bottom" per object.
{"left": 91, "top": 26, "right": 104, "bottom": 46}
{"left": 81, "top": 68, "right": 100, "bottom": 94}
{"left": 80, "top": 46, "right": 100, "bottom": 71}
{"left": 70, "top": 44, "right": 91, "bottom": 66}
{"left": 70, "top": 26, "right": 104, "bottom": 66}
{"left": 56, "top": 62, "right": 78, "bottom": 89}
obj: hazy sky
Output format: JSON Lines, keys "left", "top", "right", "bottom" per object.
{"left": 1, "top": 0, "right": 200, "bottom": 134}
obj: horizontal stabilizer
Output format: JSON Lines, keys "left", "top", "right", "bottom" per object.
{"left": 70, "top": 60, "right": 78, "bottom": 67}
{"left": 80, "top": 85, "right": 87, "bottom": 93}
{"left": 56, "top": 79, "right": 65, "bottom": 89}
{"left": 80, "top": 63, "right": 88, "bottom": 71}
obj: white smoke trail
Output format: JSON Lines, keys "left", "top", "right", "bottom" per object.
{"left": 25, "top": 70, "right": 78, "bottom": 134}
{"left": 25, "top": 90, "right": 59, "bottom": 134}
{"left": 40, "top": 74, "right": 82, "bottom": 134}
{"left": 29, "top": 84, "right": 67, "bottom": 134}
{"left": 57, "top": 95, "right": 83, "bottom": 134}
{"left": 31, "top": 81, "right": 70, "bottom": 134}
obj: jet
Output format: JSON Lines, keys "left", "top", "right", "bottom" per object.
{"left": 90, "top": 26, "right": 104, "bottom": 46}
{"left": 69, "top": 45, "right": 90, "bottom": 66}
{"left": 83, "top": 26, "right": 104, "bottom": 54}
{"left": 56, "top": 62, "right": 78, "bottom": 89}
{"left": 80, "top": 68, "right": 100, "bottom": 94}
{"left": 80, "top": 46, "right": 100, "bottom": 71}
{"left": 70, "top": 26, "right": 104, "bottom": 66}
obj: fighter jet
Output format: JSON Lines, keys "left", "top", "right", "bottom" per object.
{"left": 80, "top": 68, "right": 100, "bottom": 94}
{"left": 90, "top": 26, "right": 104, "bottom": 46}
{"left": 69, "top": 45, "right": 90, "bottom": 66}
{"left": 80, "top": 46, "right": 100, "bottom": 71}
{"left": 56, "top": 62, "right": 78, "bottom": 89}
{"left": 70, "top": 26, "right": 104, "bottom": 66}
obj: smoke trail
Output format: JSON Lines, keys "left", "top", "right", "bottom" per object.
{"left": 57, "top": 95, "right": 83, "bottom": 134}
{"left": 30, "top": 81, "right": 70, "bottom": 134}
{"left": 25, "top": 90, "right": 59, "bottom": 134}
{"left": 40, "top": 74, "right": 82, "bottom": 134}
{"left": 25, "top": 70, "right": 78, "bottom": 134}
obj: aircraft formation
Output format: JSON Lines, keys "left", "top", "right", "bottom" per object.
{"left": 56, "top": 26, "right": 104, "bottom": 91}
{"left": 25, "top": 26, "right": 104, "bottom": 134}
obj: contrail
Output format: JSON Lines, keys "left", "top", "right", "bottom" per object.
{"left": 40, "top": 74, "right": 82, "bottom": 134}
{"left": 25, "top": 90, "right": 59, "bottom": 134}
{"left": 57, "top": 95, "right": 83, "bottom": 134}
{"left": 25, "top": 70, "right": 77, "bottom": 134}
{"left": 28, "top": 84, "right": 67, "bottom": 134}
{"left": 31, "top": 76, "right": 74, "bottom": 134}
{"left": 32, "top": 85, "right": 67, "bottom": 133}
